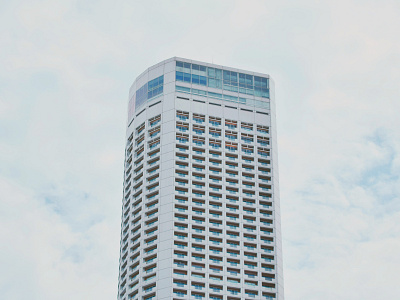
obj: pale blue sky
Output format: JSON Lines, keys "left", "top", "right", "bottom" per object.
{"left": 1, "top": 0, "right": 399, "bottom": 299}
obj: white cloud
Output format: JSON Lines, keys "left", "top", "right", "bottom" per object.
{"left": 0, "top": 0, "right": 399, "bottom": 299}
{"left": 0, "top": 177, "right": 120, "bottom": 299}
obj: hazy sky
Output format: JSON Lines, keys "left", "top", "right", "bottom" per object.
{"left": 1, "top": 0, "right": 399, "bottom": 299}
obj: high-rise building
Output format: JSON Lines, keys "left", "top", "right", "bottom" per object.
{"left": 118, "top": 57, "right": 284, "bottom": 300}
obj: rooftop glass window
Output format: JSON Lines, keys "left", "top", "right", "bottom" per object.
{"left": 176, "top": 61, "right": 191, "bottom": 73}
{"left": 208, "top": 67, "right": 222, "bottom": 79}
{"left": 254, "top": 76, "right": 269, "bottom": 97}
{"left": 208, "top": 67, "right": 222, "bottom": 89}
{"left": 148, "top": 76, "right": 164, "bottom": 99}
{"left": 223, "top": 70, "right": 238, "bottom": 92}
{"left": 175, "top": 61, "right": 270, "bottom": 98}
{"left": 175, "top": 71, "right": 191, "bottom": 83}
{"left": 191, "top": 74, "right": 207, "bottom": 86}
{"left": 192, "top": 88, "right": 207, "bottom": 96}
{"left": 135, "top": 75, "right": 164, "bottom": 111}
{"left": 192, "top": 64, "right": 207, "bottom": 76}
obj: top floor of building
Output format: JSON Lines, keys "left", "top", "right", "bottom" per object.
{"left": 127, "top": 57, "right": 273, "bottom": 123}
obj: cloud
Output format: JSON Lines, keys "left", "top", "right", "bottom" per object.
{"left": 0, "top": 177, "right": 119, "bottom": 300}
{"left": 0, "top": 0, "right": 399, "bottom": 299}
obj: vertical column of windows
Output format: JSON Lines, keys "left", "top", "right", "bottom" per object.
{"left": 172, "top": 109, "right": 277, "bottom": 299}
{"left": 206, "top": 123, "right": 223, "bottom": 298}
{"left": 120, "top": 124, "right": 142, "bottom": 299}
{"left": 173, "top": 111, "right": 190, "bottom": 299}
{"left": 140, "top": 115, "right": 163, "bottom": 299}
{"left": 254, "top": 123, "right": 277, "bottom": 299}
{"left": 128, "top": 122, "right": 145, "bottom": 300}
{"left": 119, "top": 129, "right": 141, "bottom": 299}
{"left": 120, "top": 115, "right": 162, "bottom": 300}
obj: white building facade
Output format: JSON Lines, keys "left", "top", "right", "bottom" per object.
{"left": 118, "top": 57, "right": 284, "bottom": 300}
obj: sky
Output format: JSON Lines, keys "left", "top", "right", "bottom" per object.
{"left": 0, "top": 0, "right": 399, "bottom": 299}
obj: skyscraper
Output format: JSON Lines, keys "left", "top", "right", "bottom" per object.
{"left": 118, "top": 57, "right": 284, "bottom": 300}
